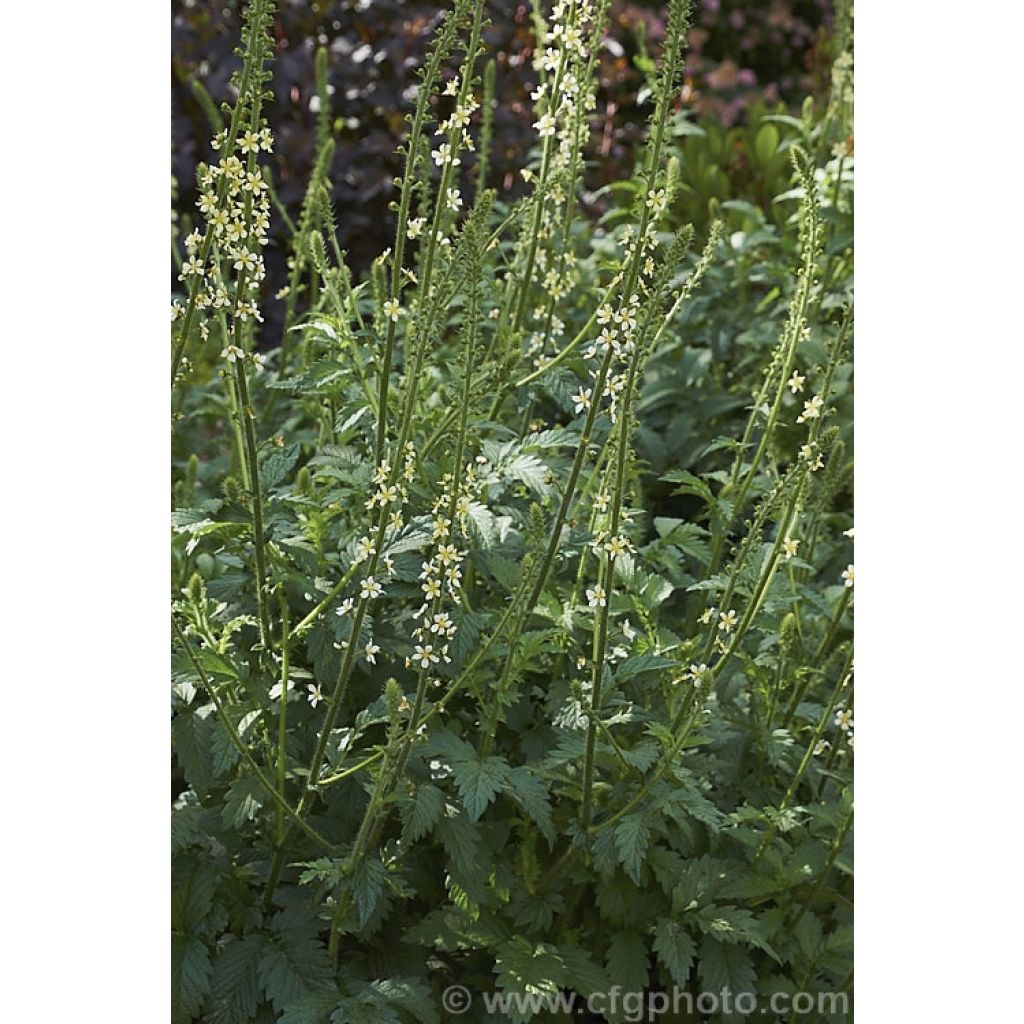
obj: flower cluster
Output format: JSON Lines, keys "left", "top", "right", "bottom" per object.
{"left": 404, "top": 458, "right": 486, "bottom": 675}
{"left": 173, "top": 128, "right": 274, "bottom": 344}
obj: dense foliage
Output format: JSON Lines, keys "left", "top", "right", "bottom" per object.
{"left": 171, "top": 1, "right": 853, "bottom": 1021}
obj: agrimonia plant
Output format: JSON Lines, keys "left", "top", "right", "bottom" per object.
{"left": 172, "top": 2, "right": 853, "bottom": 1022}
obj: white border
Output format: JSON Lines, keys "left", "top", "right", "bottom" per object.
{"left": 2, "top": 0, "right": 1023, "bottom": 1019}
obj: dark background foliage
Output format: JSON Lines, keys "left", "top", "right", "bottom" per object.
{"left": 172, "top": 0, "right": 834, "bottom": 335}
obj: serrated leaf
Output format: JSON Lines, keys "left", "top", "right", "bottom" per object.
{"left": 221, "top": 773, "right": 265, "bottom": 829}
{"left": 453, "top": 755, "right": 510, "bottom": 821}
{"left": 277, "top": 992, "right": 339, "bottom": 1024}
{"left": 494, "top": 937, "right": 566, "bottom": 1005}
{"left": 402, "top": 783, "right": 446, "bottom": 843}
{"left": 259, "top": 443, "right": 302, "bottom": 490}
{"left": 560, "top": 945, "right": 610, "bottom": 998}
{"left": 613, "top": 813, "right": 651, "bottom": 885}
{"left": 352, "top": 855, "right": 387, "bottom": 925}
{"left": 368, "top": 977, "right": 439, "bottom": 1024}
{"left": 173, "top": 934, "right": 212, "bottom": 1024}
{"left": 504, "top": 767, "right": 556, "bottom": 845}
{"left": 173, "top": 707, "right": 216, "bottom": 798}
{"left": 207, "top": 934, "right": 264, "bottom": 1024}
{"left": 606, "top": 931, "right": 649, "bottom": 992}
{"left": 696, "top": 905, "right": 779, "bottom": 961}
{"left": 652, "top": 920, "right": 696, "bottom": 987}
{"left": 503, "top": 452, "right": 554, "bottom": 497}
{"left": 172, "top": 859, "right": 218, "bottom": 933}
{"left": 435, "top": 808, "right": 488, "bottom": 902}
{"left": 698, "top": 937, "right": 756, "bottom": 1016}
{"left": 259, "top": 909, "right": 334, "bottom": 1013}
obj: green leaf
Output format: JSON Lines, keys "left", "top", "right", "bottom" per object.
{"left": 172, "top": 859, "right": 218, "bottom": 933}
{"left": 221, "top": 773, "right": 265, "bottom": 829}
{"left": 695, "top": 905, "right": 779, "bottom": 961}
{"left": 606, "top": 931, "right": 649, "bottom": 992}
{"left": 496, "top": 938, "right": 567, "bottom": 993}
{"left": 352, "top": 855, "right": 387, "bottom": 924}
{"left": 698, "top": 937, "right": 756, "bottom": 1019}
{"left": 277, "top": 992, "right": 339, "bottom": 1024}
{"left": 260, "top": 443, "right": 302, "bottom": 490}
{"left": 402, "top": 783, "right": 446, "bottom": 843}
{"left": 504, "top": 767, "right": 556, "bottom": 845}
{"left": 502, "top": 453, "right": 554, "bottom": 497}
{"left": 560, "top": 945, "right": 610, "bottom": 998}
{"left": 662, "top": 468, "right": 713, "bottom": 504}
{"left": 368, "top": 977, "right": 440, "bottom": 1024}
{"left": 259, "top": 909, "right": 334, "bottom": 1013}
{"left": 331, "top": 993, "right": 401, "bottom": 1024}
{"left": 652, "top": 920, "right": 696, "bottom": 987}
{"left": 173, "top": 707, "right": 216, "bottom": 798}
{"left": 452, "top": 755, "right": 510, "bottom": 821}
{"left": 614, "top": 813, "right": 651, "bottom": 884}
{"left": 754, "top": 123, "right": 781, "bottom": 165}
{"left": 173, "top": 934, "right": 212, "bottom": 1024}
{"left": 207, "top": 934, "right": 264, "bottom": 1024}
{"left": 435, "top": 807, "right": 489, "bottom": 902}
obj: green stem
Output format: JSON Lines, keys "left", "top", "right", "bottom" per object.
{"left": 233, "top": 358, "right": 272, "bottom": 648}
{"left": 274, "top": 589, "right": 290, "bottom": 846}
{"left": 172, "top": 617, "right": 333, "bottom": 852}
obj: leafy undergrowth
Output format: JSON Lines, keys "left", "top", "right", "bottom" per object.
{"left": 171, "top": 2, "right": 853, "bottom": 1022}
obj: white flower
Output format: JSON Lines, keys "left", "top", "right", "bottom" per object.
{"left": 835, "top": 708, "right": 853, "bottom": 732}
{"left": 688, "top": 663, "right": 709, "bottom": 686}
{"left": 422, "top": 578, "right": 442, "bottom": 600}
{"left": 433, "top": 142, "right": 459, "bottom": 167}
{"left": 787, "top": 371, "right": 806, "bottom": 393}
{"left": 604, "top": 535, "right": 631, "bottom": 558}
{"left": 572, "top": 388, "right": 592, "bottom": 414}
{"left": 443, "top": 76, "right": 460, "bottom": 96}
{"left": 534, "top": 113, "right": 557, "bottom": 137}
{"left": 436, "top": 544, "right": 459, "bottom": 566}
{"left": 364, "top": 640, "right": 381, "bottom": 664}
{"left": 699, "top": 606, "right": 716, "bottom": 625}
{"left": 445, "top": 187, "right": 463, "bottom": 212}
{"left": 646, "top": 188, "right": 667, "bottom": 215}
{"left": 843, "top": 527, "right": 855, "bottom": 539}
{"left": 382, "top": 298, "right": 402, "bottom": 322}
{"left": 796, "top": 394, "right": 824, "bottom": 424}
{"left": 718, "top": 609, "right": 738, "bottom": 633}
{"left": 841, "top": 564, "right": 854, "bottom": 588}
{"left": 431, "top": 612, "right": 455, "bottom": 636}
{"left": 412, "top": 644, "right": 440, "bottom": 669}
{"left": 306, "top": 684, "right": 325, "bottom": 708}
{"left": 622, "top": 619, "right": 637, "bottom": 641}
{"left": 594, "top": 492, "right": 610, "bottom": 513}
{"left": 407, "top": 217, "right": 426, "bottom": 240}
{"left": 783, "top": 538, "right": 800, "bottom": 559}
{"left": 360, "top": 576, "right": 384, "bottom": 600}
{"left": 335, "top": 598, "right": 354, "bottom": 617}
{"left": 355, "top": 536, "right": 375, "bottom": 562}
{"left": 586, "top": 585, "right": 607, "bottom": 608}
